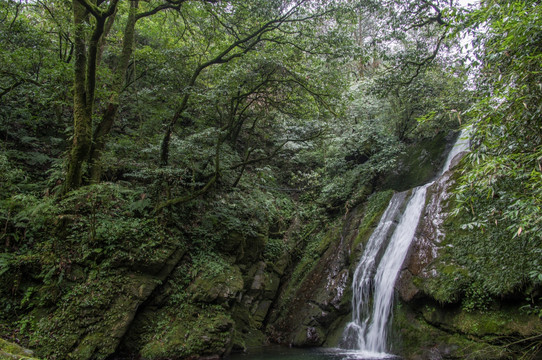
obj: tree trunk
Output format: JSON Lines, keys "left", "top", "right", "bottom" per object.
{"left": 89, "top": 1, "right": 138, "bottom": 183}
{"left": 64, "top": 0, "right": 118, "bottom": 193}
{"left": 64, "top": 1, "right": 92, "bottom": 192}
{"left": 160, "top": 97, "right": 189, "bottom": 166}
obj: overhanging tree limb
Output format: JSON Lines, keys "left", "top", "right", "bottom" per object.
{"left": 398, "top": 32, "right": 445, "bottom": 86}
{"left": 75, "top": 0, "right": 119, "bottom": 20}
{"left": 159, "top": 0, "right": 332, "bottom": 166}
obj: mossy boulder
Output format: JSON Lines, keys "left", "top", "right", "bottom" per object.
{"left": 188, "top": 264, "right": 243, "bottom": 306}
{"left": 0, "top": 339, "right": 39, "bottom": 360}
{"left": 140, "top": 306, "right": 234, "bottom": 359}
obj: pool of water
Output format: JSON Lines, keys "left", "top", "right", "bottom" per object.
{"left": 227, "top": 346, "right": 401, "bottom": 360}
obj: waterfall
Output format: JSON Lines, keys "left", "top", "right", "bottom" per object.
{"left": 341, "top": 192, "right": 407, "bottom": 352}
{"left": 341, "top": 130, "right": 470, "bottom": 357}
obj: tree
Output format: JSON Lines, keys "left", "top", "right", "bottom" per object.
{"left": 60, "top": 0, "right": 354, "bottom": 196}
{"left": 456, "top": 0, "right": 542, "bottom": 243}
{"left": 64, "top": 0, "right": 196, "bottom": 192}
{"left": 157, "top": 0, "right": 349, "bottom": 167}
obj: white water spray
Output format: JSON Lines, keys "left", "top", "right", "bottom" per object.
{"left": 341, "top": 129, "right": 470, "bottom": 356}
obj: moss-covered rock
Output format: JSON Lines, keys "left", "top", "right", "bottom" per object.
{"left": 0, "top": 339, "right": 39, "bottom": 360}
{"left": 140, "top": 305, "right": 234, "bottom": 359}
{"left": 188, "top": 264, "right": 243, "bottom": 306}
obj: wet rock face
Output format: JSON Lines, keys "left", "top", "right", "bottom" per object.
{"left": 268, "top": 206, "right": 367, "bottom": 347}
{"left": 396, "top": 152, "right": 467, "bottom": 303}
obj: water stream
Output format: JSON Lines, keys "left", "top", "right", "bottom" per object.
{"left": 341, "top": 130, "right": 470, "bottom": 358}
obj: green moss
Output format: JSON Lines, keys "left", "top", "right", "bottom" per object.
{"left": 0, "top": 339, "right": 39, "bottom": 360}
{"left": 380, "top": 132, "right": 449, "bottom": 191}
{"left": 450, "top": 308, "right": 542, "bottom": 338}
{"left": 140, "top": 304, "right": 234, "bottom": 359}
{"left": 351, "top": 190, "right": 394, "bottom": 255}
{"left": 421, "top": 263, "right": 468, "bottom": 304}
{"left": 263, "top": 237, "right": 289, "bottom": 262}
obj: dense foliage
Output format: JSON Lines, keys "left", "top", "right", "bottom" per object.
{"left": 452, "top": 0, "right": 542, "bottom": 298}
{"left": 1, "top": 0, "right": 541, "bottom": 358}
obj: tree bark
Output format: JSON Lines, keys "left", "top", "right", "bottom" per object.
{"left": 63, "top": 0, "right": 119, "bottom": 193}
{"left": 64, "top": 0, "right": 93, "bottom": 192}
{"left": 89, "top": 1, "right": 138, "bottom": 183}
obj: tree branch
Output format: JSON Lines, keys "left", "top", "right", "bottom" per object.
{"left": 397, "top": 32, "right": 446, "bottom": 86}
{"left": 228, "top": 129, "right": 325, "bottom": 171}
{"left": 75, "top": 0, "right": 119, "bottom": 20}
{"left": 154, "top": 174, "right": 217, "bottom": 212}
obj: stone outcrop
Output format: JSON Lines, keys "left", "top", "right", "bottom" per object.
{"left": 266, "top": 191, "right": 394, "bottom": 348}
{"left": 0, "top": 339, "right": 39, "bottom": 360}
{"left": 394, "top": 151, "right": 542, "bottom": 360}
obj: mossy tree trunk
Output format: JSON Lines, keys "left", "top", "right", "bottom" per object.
{"left": 71, "top": 0, "right": 185, "bottom": 185}
{"left": 64, "top": 0, "right": 119, "bottom": 193}
{"left": 89, "top": 1, "right": 138, "bottom": 183}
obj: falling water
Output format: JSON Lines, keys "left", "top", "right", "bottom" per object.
{"left": 341, "top": 129, "right": 470, "bottom": 357}
{"left": 341, "top": 192, "right": 406, "bottom": 354}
